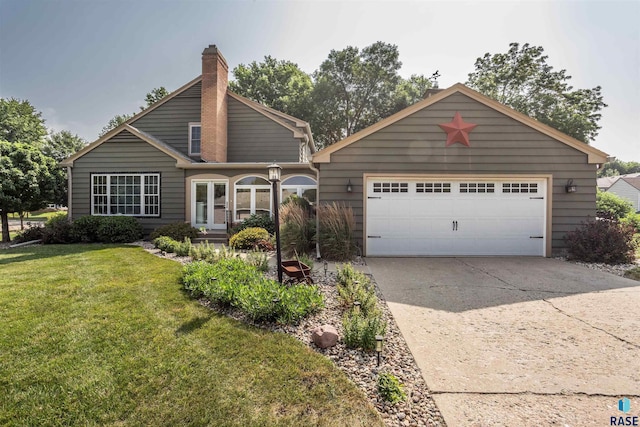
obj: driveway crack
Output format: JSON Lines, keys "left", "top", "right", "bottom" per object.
{"left": 543, "top": 298, "right": 640, "bottom": 349}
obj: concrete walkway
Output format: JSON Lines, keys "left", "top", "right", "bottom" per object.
{"left": 366, "top": 257, "right": 640, "bottom": 426}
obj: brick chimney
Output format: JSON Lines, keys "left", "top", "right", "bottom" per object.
{"left": 200, "top": 45, "right": 228, "bottom": 162}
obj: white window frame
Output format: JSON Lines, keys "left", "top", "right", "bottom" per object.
{"left": 281, "top": 175, "right": 317, "bottom": 204}
{"left": 234, "top": 176, "right": 272, "bottom": 221}
{"left": 188, "top": 122, "right": 202, "bottom": 156}
{"left": 91, "top": 173, "right": 160, "bottom": 217}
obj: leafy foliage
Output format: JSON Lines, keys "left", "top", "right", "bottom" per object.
{"left": 70, "top": 215, "right": 104, "bottom": 243}
{"left": 377, "top": 373, "right": 407, "bottom": 404}
{"left": 43, "top": 130, "right": 86, "bottom": 162}
{"left": 342, "top": 310, "right": 386, "bottom": 351}
{"left": 41, "top": 213, "right": 74, "bottom": 244}
{"left": 142, "top": 87, "right": 169, "bottom": 110}
{"left": 246, "top": 249, "right": 270, "bottom": 272}
{"left": 150, "top": 222, "right": 199, "bottom": 241}
{"left": 182, "top": 259, "right": 323, "bottom": 324}
{"left": 598, "top": 159, "right": 640, "bottom": 177}
{"left": 596, "top": 190, "right": 633, "bottom": 220}
{"left": 0, "top": 98, "right": 47, "bottom": 146}
{"left": 318, "top": 203, "right": 356, "bottom": 260}
{"left": 231, "top": 213, "right": 276, "bottom": 235}
{"left": 467, "top": 42, "right": 606, "bottom": 143}
{"left": 564, "top": 218, "right": 637, "bottom": 265}
{"left": 13, "top": 224, "right": 44, "bottom": 243}
{"left": 229, "top": 227, "right": 270, "bottom": 249}
{"left": 99, "top": 114, "right": 133, "bottom": 137}
{"left": 621, "top": 213, "right": 640, "bottom": 233}
{"left": 96, "top": 216, "right": 144, "bottom": 243}
{"left": 0, "top": 140, "right": 59, "bottom": 242}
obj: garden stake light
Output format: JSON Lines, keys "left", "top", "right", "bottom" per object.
{"left": 323, "top": 260, "right": 328, "bottom": 277}
{"left": 353, "top": 301, "right": 361, "bottom": 314}
{"left": 375, "top": 335, "right": 384, "bottom": 366}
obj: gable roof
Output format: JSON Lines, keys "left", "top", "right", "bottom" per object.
{"left": 619, "top": 177, "right": 640, "bottom": 191}
{"left": 312, "top": 83, "right": 608, "bottom": 164}
{"left": 60, "top": 124, "right": 192, "bottom": 167}
{"left": 597, "top": 173, "right": 640, "bottom": 190}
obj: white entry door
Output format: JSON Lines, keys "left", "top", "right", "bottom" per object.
{"left": 365, "top": 178, "right": 547, "bottom": 256}
{"left": 191, "top": 181, "right": 228, "bottom": 230}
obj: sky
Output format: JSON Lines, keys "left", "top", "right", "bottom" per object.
{"left": 0, "top": 0, "right": 638, "bottom": 161}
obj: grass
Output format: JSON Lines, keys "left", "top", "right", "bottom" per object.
{"left": 0, "top": 244, "right": 382, "bottom": 426}
{"left": 8, "top": 210, "right": 63, "bottom": 221}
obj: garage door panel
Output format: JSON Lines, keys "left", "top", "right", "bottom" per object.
{"left": 366, "top": 178, "right": 546, "bottom": 256}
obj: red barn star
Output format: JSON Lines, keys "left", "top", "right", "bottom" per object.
{"left": 438, "top": 112, "right": 477, "bottom": 147}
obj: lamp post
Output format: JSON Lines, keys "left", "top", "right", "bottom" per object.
{"left": 268, "top": 162, "right": 283, "bottom": 283}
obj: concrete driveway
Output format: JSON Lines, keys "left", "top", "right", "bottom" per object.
{"left": 366, "top": 257, "right": 640, "bottom": 427}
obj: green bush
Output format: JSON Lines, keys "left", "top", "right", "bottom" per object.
{"left": 229, "top": 227, "right": 270, "bottom": 249}
{"left": 13, "top": 225, "right": 44, "bottom": 243}
{"left": 154, "top": 236, "right": 177, "bottom": 252}
{"left": 564, "top": 218, "right": 638, "bottom": 264}
{"left": 621, "top": 212, "right": 640, "bottom": 233}
{"left": 280, "top": 202, "right": 315, "bottom": 257}
{"left": 174, "top": 237, "right": 192, "bottom": 257}
{"left": 377, "top": 373, "right": 406, "bottom": 404}
{"left": 336, "top": 264, "right": 378, "bottom": 315}
{"left": 246, "top": 249, "right": 270, "bottom": 272}
{"left": 42, "top": 213, "right": 74, "bottom": 244}
{"left": 70, "top": 215, "right": 102, "bottom": 242}
{"left": 231, "top": 213, "right": 275, "bottom": 235}
{"left": 342, "top": 311, "right": 386, "bottom": 351}
{"left": 318, "top": 203, "right": 356, "bottom": 261}
{"left": 597, "top": 190, "right": 633, "bottom": 220}
{"left": 189, "top": 241, "right": 238, "bottom": 263}
{"left": 96, "top": 216, "right": 143, "bottom": 243}
{"left": 182, "top": 259, "right": 323, "bottom": 324}
{"left": 150, "top": 222, "right": 199, "bottom": 241}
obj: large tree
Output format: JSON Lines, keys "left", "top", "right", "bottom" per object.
{"left": 0, "top": 140, "right": 58, "bottom": 242}
{"left": 44, "top": 130, "right": 86, "bottom": 162}
{"left": 0, "top": 98, "right": 47, "bottom": 147}
{"left": 311, "top": 42, "right": 435, "bottom": 148}
{"left": 230, "top": 58, "right": 313, "bottom": 120}
{"left": 99, "top": 87, "right": 169, "bottom": 137}
{"left": 466, "top": 42, "right": 606, "bottom": 143}
{"left": 598, "top": 159, "right": 640, "bottom": 177}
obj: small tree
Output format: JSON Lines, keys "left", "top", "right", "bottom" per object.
{"left": 596, "top": 190, "right": 633, "bottom": 220}
{"left": 0, "top": 140, "right": 58, "bottom": 242}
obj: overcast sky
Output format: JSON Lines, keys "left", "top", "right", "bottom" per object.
{"left": 1, "top": 0, "right": 638, "bottom": 160}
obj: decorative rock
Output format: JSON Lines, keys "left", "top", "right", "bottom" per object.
{"left": 311, "top": 324, "right": 339, "bottom": 348}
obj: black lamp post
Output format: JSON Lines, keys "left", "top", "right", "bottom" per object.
{"left": 268, "top": 162, "right": 283, "bottom": 283}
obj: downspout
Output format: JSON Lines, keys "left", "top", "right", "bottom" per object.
{"left": 67, "top": 166, "right": 73, "bottom": 219}
{"left": 306, "top": 136, "right": 321, "bottom": 260}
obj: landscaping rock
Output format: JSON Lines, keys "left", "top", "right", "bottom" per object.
{"left": 311, "top": 324, "right": 339, "bottom": 348}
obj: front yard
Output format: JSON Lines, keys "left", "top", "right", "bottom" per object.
{"left": 0, "top": 244, "right": 382, "bottom": 426}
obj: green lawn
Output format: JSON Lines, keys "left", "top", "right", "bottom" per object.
{"left": 8, "top": 210, "right": 63, "bottom": 221}
{"left": 0, "top": 245, "right": 382, "bottom": 426}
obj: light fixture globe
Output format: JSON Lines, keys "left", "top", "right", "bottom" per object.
{"left": 267, "top": 162, "right": 281, "bottom": 183}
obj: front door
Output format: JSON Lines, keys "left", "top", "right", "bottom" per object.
{"left": 192, "top": 181, "right": 228, "bottom": 230}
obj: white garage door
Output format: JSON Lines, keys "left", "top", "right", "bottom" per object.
{"left": 366, "top": 178, "right": 546, "bottom": 256}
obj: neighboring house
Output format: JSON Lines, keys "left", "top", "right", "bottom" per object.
{"left": 597, "top": 173, "right": 640, "bottom": 191}
{"left": 606, "top": 177, "right": 640, "bottom": 212}
{"left": 312, "top": 84, "right": 608, "bottom": 257}
{"left": 62, "top": 44, "right": 608, "bottom": 258}
{"left": 61, "top": 45, "right": 317, "bottom": 235}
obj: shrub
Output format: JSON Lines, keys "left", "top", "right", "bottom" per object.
{"left": 377, "top": 373, "right": 406, "bottom": 404}
{"left": 42, "top": 213, "right": 74, "bottom": 244}
{"left": 231, "top": 213, "right": 275, "bottom": 235}
{"left": 597, "top": 190, "right": 633, "bottom": 220}
{"left": 342, "top": 311, "right": 386, "bottom": 351}
{"left": 564, "top": 218, "right": 638, "bottom": 264}
{"left": 229, "top": 227, "right": 270, "bottom": 249}
{"left": 174, "top": 237, "right": 192, "bottom": 257}
{"left": 280, "top": 202, "right": 315, "bottom": 257}
{"left": 246, "top": 249, "right": 270, "bottom": 272}
{"left": 318, "top": 203, "right": 356, "bottom": 261}
{"left": 154, "top": 236, "right": 178, "bottom": 252}
{"left": 621, "top": 212, "right": 640, "bottom": 233}
{"left": 336, "top": 264, "right": 377, "bottom": 315}
{"left": 150, "top": 222, "right": 199, "bottom": 241}
{"left": 70, "top": 215, "right": 102, "bottom": 242}
{"left": 13, "top": 224, "right": 44, "bottom": 243}
{"left": 96, "top": 216, "right": 143, "bottom": 243}
{"left": 181, "top": 259, "right": 323, "bottom": 324}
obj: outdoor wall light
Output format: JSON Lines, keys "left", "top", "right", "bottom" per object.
{"left": 375, "top": 335, "right": 384, "bottom": 366}
{"left": 268, "top": 162, "right": 283, "bottom": 283}
{"left": 346, "top": 179, "right": 353, "bottom": 193}
{"left": 565, "top": 179, "right": 577, "bottom": 193}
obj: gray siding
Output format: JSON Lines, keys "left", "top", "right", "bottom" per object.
{"left": 71, "top": 131, "right": 185, "bottom": 234}
{"left": 130, "top": 82, "right": 201, "bottom": 156}
{"left": 317, "top": 92, "right": 598, "bottom": 255}
{"left": 227, "top": 97, "right": 300, "bottom": 162}
{"left": 607, "top": 180, "right": 640, "bottom": 211}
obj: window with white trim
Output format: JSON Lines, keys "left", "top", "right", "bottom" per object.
{"left": 234, "top": 176, "right": 271, "bottom": 220}
{"left": 281, "top": 175, "right": 317, "bottom": 205}
{"left": 92, "top": 173, "right": 160, "bottom": 216}
{"left": 189, "top": 123, "right": 201, "bottom": 155}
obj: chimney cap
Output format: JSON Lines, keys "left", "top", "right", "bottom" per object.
{"left": 202, "top": 44, "right": 219, "bottom": 54}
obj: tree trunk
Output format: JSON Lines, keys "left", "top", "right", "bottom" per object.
{"left": 19, "top": 212, "right": 25, "bottom": 230}
{"left": 1, "top": 212, "right": 9, "bottom": 243}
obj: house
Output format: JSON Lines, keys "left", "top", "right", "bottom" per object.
{"left": 606, "top": 177, "right": 640, "bottom": 212}
{"left": 62, "top": 44, "right": 608, "bottom": 258}
{"left": 312, "top": 84, "right": 608, "bottom": 257}
{"left": 597, "top": 173, "right": 640, "bottom": 191}
{"left": 61, "top": 45, "right": 317, "bottom": 237}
